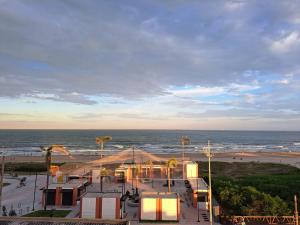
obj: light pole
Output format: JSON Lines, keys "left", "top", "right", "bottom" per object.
{"left": 0, "top": 153, "right": 5, "bottom": 209}
{"left": 204, "top": 140, "right": 213, "bottom": 225}
{"left": 181, "top": 136, "right": 190, "bottom": 179}
{"left": 197, "top": 177, "right": 200, "bottom": 222}
{"left": 295, "top": 195, "right": 299, "bottom": 225}
{"left": 132, "top": 146, "right": 135, "bottom": 194}
{"left": 32, "top": 172, "right": 38, "bottom": 211}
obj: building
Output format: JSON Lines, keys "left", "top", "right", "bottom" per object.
{"left": 139, "top": 192, "right": 180, "bottom": 221}
{"left": 42, "top": 179, "right": 88, "bottom": 207}
{"left": 188, "top": 178, "right": 208, "bottom": 210}
{"left": 80, "top": 192, "right": 122, "bottom": 219}
{"left": 185, "top": 161, "right": 198, "bottom": 179}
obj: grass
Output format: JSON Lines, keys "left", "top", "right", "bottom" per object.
{"left": 23, "top": 210, "right": 71, "bottom": 218}
{"left": 4, "top": 162, "right": 47, "bottom": 173}
{"left": 199, "top": 161, "right": 299, "bottom": 178}
{"left": 199, "top": 161, "right": 300, "bottom": 211}
{"left": 1, "top": 162, "right": 65, "bottom": 174}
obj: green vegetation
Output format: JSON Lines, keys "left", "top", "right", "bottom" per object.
{"left": 4, "top": 162, "right": 47, "bottom": 173}
{"left": 199, "top": 162, "right": 300, "bottom": 216}
{"left": 213, "top": 178, "right": 291, "bottom": 216}
{"left": 2, "top": 162, "right": 65, "bottom": 173}
{"left": 23, "top": 210, "right": 71, "bottom": 217}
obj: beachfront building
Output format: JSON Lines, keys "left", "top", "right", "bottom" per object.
{"left": 188, "top": 178, "right": 209, "bottom": 210}
{"left": 80, "top": 192, "right": 122, "bottom": 219}
{"left": 42, "top": 179, "right": 88, "bottom": 207}
{"left": 139, "top": 192, "right": 180, "bottom": 222}
{"left": 185, "top": 161, "right": 199, "bottom": 179}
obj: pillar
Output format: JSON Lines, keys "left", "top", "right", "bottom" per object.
{"left": 193, "top": 191, "right": 198, "bottom": 208}
{"left": 115, "top": 197, "right": 120, "bottom": 219}
{"left": 156, "top": 198, "right": 162, "bottom": 220}
{"left": 55, "top": 187, "right": 62, "bottom": 207}
{"left": 72, "top": 188, "right": 78, "bottom": 206}
{"left": 96, "top": 197, "right": 102, "bottom": 219}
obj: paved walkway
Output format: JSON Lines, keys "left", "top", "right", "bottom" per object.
{"left": 2, "top": 175, "right": 46, "bottom": 216}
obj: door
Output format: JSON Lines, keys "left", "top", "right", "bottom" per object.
{"left": 62, "top": 189, "right": 73, "bottom": 206}
{"left": 46, "top": 189, "right": 56, "bottom": 205}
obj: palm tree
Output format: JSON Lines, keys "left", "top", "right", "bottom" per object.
{"left": 40, "top": 144, "right": 71, "bottom": 210}
{"left": 96, "top": 136, "right": 112, "bottom": 158}
{"left": 166, "top": 158, "right": 177, "bottom": 192}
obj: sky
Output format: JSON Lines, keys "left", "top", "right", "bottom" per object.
{"left": 0, "top": 0, "right": 300, "bottom": 130}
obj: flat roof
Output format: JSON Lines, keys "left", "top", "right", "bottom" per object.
{"left": 188, "top": 178, "right": 208, "bottom": 192}
{"left": 83, "top": 192, "right": 122, "bottom": 198}
{"left": 141, "top": 191, "right": 178, "bottom": 199}
{"left": 47, "top": 178, "right": 88, "bottom": 189}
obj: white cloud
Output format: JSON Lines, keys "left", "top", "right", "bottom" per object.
{"left": 169, "top": 86, "right": 225, "bottom": 97}
{"left": 270, "top": 31, "right": 300, "bottom": 53}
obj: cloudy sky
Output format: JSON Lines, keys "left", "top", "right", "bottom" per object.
{"left": 0, "top": 0, "right": 300, "bottom": 130}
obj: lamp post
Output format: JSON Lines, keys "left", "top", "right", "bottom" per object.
{"left": 0, "top": 153, "right": 5, "bottom": 209}
{"left": 204, "top": 140, "right": 213, "bottom": 225}
{"left": 197, "top": 177, "right": 200, "bottom": 222}
{"left": 132, "top": 146, "right": 135, "bottom": 194}
{"left": 295, "top": 195, "right": 299, "bottom": 225}
{"left": 32, "top": 172, "right": 38, "bottom": 211}
{"left": 181, "top": 136, "right": 190, "bottom": 179}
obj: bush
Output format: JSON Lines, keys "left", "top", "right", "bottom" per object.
{"left": 214, "top": 179, "right": 291, "bottom": 216}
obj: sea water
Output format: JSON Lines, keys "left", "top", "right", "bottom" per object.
{"left": 0, "top": 129, "right": 299, "bottom": 155}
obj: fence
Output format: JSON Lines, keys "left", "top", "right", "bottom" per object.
{"left": 0, "top": 216, "right": 128, "bottom": 225}
{"left": 221, "top": 216, "right": 300, "bottom": 225}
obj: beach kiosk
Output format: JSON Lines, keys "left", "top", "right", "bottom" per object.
{"left": 80, "top": 192, "right": 122, "bottom": 219}
{"left": 188, "top": 178, "right": 209, "bottom": 210}
{"left": 42, "top": 179, "right": 88, "bottom": 207}
{"left": 139, "top": 192, "right": 180, "bottom": 222}
{"left": 186, "top": 161, "right": 198, "bottom": 179}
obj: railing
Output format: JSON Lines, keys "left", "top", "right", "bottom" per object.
{"left": 221, "top": 215, "right": 299, "bottom": 225}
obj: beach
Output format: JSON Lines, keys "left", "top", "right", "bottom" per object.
{"left": 3, "top": 151, "right": 300, "bottom": 169}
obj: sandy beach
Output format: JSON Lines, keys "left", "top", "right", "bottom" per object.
{"left": 3, "top": 151, "right": 300, "bottom": 169}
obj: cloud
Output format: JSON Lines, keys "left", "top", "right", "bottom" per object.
{"left": 0, "top": 0, "right": 299, "bottom": 104}
{"left": 270, "top": 31, "right": 300, "bottom": 53}
{"left": 1, "top": 0, "right": 300, "bottom": 129}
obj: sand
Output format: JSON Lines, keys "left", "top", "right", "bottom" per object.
{"left": 3, "top": 151, "right": 300, "bottom": 169}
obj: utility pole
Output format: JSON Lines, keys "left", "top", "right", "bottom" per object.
{"left": 204, "top": 140, "right": 213, "bottom": 225}
{"left": 0, "top": 155, "right": 5, "bottom": 209}
{"left": 295, "top": 195, "right": 299, "bottom": 225}
{"left": 44, "top": 149, "right": 51, "bottom": 211}
{"left": 197, "top": 177, "right": 200, "bottom": 222}
{"left": 132, "top": 146, "right": 135, "bottom": 194}
{"left": 32, "top": 172, "right": 38, "bottom": 211}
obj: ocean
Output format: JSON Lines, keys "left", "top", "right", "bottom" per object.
{"left": 0, "top": 129, "right": 299, "bottom": 156}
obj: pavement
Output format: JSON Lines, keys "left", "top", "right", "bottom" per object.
{"left": 88, "top": 178, "right": 217, "bottom": 225}
{"left": 1, "top": 175, "right": 46, "bottom": 216}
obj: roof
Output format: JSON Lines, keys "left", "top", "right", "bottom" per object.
{"left": 83, "top": 192, "right": 122, "bottom": 198}
{"left": 47, "top": 178, "right": 88, "bottom": 189}
{"left": 188, "top": 178, "right": 208, "bottom": 192}
{"left": 141, "top": 191, "right": 178, "bottom": 199}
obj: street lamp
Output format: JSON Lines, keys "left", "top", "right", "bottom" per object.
{"left": 180, "top": 136, "right": 190, "bottom": 179}
{"left": 203, "top": 140, "right": 213, "bottom": 225}
{"left": 40, "top": 145, "right": 70, "bottom": 211}
{"left": 0, "top": 152, "right": 5, "bottom": 209}
{"left": 132, "top": 146, "right": 135, "bottom": 194}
